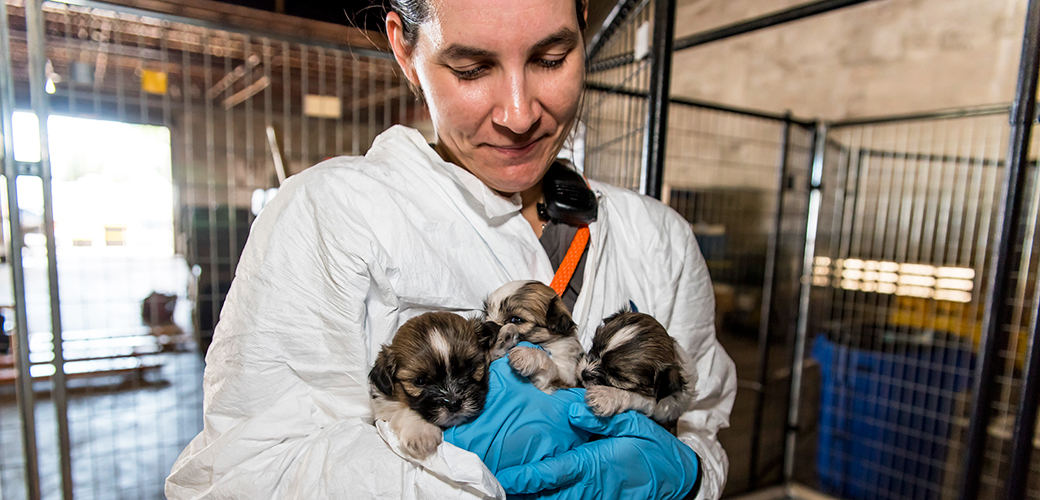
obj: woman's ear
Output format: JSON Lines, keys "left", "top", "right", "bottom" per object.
{"left": 386, "top": 12, "right": 421, "bottom": 88}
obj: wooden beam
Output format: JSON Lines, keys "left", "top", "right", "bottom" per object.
{"left": 72, "top": 0, "right": 391, "bottom": 54}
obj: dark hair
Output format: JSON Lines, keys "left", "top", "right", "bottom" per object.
{"left": 389, "top": 0, "right": 588, "bottom": 47}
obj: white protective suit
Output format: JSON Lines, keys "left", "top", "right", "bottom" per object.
{"left": 166, "top": 125, "right": 737, "bottom": 500}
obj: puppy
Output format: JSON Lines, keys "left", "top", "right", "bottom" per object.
{"left": 483, "top": 280, "right": 583, "bottom": 392}
{"left": 369, "top": 311, "right": 496, "bottom": 459}
{"left": 579, "top": 310, "right": 697, "bottom": 424}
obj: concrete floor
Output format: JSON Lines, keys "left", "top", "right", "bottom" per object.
{"left": 716, "top": 329, "right": 822, "bottom": 497}
{"left": 0, "top": 352, "right": 203, "bottom": 500}
{"left": 0, "top": 249, "right": 204, "bottom": 500}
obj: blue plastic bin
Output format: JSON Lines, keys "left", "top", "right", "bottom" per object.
{"left": 811, "top": 335, "right": 974, "bottom": 500}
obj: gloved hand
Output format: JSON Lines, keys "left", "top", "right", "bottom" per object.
{"left": 496, "top": 404, "right": 701, "bottom": 500}
{"left": 443, "top": 342, "right": 591, "bottom": 472}
{"left": 444, "top": 342, "right": 701, "bottom": 500}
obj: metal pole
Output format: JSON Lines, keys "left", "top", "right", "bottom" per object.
{"left": 585, "top": 0, "right": 643, "bottom": 62}
{"left": 0, "top": 1, "right": 41, "bottom": 498}
{"left": 640, "top": 0, "right": 675, "bottom": 200}
{"left": 749, "top": 116, "right": 793, "bottom": 489}
{"left": 674, "top": 0, "right": 878, "bottom": 52}
{"left": 589, "top": 0, "right": 879, "bottom": 73}
{"left": 784, "top": 122, "right": 826, "bottom": 482}
{"left": 1001, "top": 0, "right": 1040, "bottom": 498}
{"left": 24, "top": 1, "right": 75, "bottom": 498}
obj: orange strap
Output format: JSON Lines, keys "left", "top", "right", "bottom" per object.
{"left": 550, "top": 225, "right": 589, "bottom": 297}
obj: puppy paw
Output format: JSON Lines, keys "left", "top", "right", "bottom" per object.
{"left": 585, "top": 385, "right": 627, "bottom": 417}
{"left": 509, "top": 346, "right": 547, "bottom": 378}
{"left": 397, "top": 421, "right": 442, "bottom": 460}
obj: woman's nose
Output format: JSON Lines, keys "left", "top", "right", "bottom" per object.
{"left": 492, "top": 73, "right": 542, "bottom": 135}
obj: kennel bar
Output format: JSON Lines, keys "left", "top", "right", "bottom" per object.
{"left": 0, "top": 1, "right": 41, "bottom": 498}
{"left": 585, "top": 0, "right": 642, "bottom": 66}
{"left": 784, "top": 122, "right": 825, "bottom": 483}
{"left": 641, "top": 0, "right": 675, "bottom": 199}
{"left": 672, "top": 0, "right": 878, "bottom": 52}
{"left": 589, "top": 0, "right": 878, "bottom": 75}
{"left": 584, "top": 82, "right": 810, "bottom": 124}
{"left": 829, "top": 105, "right": 1014, "bottom": 129}
{"left": 1001, "top": 0, "right": 1040, "bottom": 498}
{"left": 958, "top": 0, "right": 1040, "bottom": 497}
{"left": 748, "top": 114, "right": 793, "bottom": 490}
{"left": 23, "top": 1, "right": 74, "bottom": 497}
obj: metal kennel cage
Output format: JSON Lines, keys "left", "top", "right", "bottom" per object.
{"left": 0, "top": 0, "right": 419, "bottom": 498}
{"left": 579, "top": 0, "right": 1040, "bottom": 499}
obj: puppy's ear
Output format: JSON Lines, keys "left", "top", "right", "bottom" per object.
{"left": 369, "top": 347, "right": 397, "bottom": 397}
{"left": 546, "top": 295, "right": 576, "bottom": 337}
{"left": 472, "top": 317, "right": 499, "bottom": 352}
{"left": 654, "top": 365, "right": 686, "bottom": 401}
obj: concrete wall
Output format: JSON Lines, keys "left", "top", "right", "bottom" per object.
{"left": 669, "top": 0, "right": 1027, "bottom": 121}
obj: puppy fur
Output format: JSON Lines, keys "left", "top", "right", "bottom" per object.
{"left": 483, "top": 280, "right": 583, "bottom": 392}
{"left": 369, "top": 311, "right": 496, "bottom": 459}
{"left": 578, "top": 310, "right": 697, "bottom": 424}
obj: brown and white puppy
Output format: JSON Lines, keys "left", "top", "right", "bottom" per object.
{"left": 483, "top": 280, "right": 583, "bottom": 392}
{"left": 578, "top": 310, "right": 697, "bottom": 424}
{"left": 369, "top": 311, "right": 496, "bottom": 459}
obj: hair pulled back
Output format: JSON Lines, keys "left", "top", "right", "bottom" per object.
{"left": 389, "top": 0, "right": 588, "bottom": 47}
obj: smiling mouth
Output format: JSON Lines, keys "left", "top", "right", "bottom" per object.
{"left": 489, "top": 136, "right": 546, "bottom": 157}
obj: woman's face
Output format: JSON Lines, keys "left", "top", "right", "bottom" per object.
{"left": 388, "top": 0, "right": 585, "bottom": 195}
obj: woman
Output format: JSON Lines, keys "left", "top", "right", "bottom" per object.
{"left": 166, "top": 0, "right": 736, "bottom": 497}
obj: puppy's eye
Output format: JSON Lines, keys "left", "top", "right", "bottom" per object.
{"left": 508, "top": 316, "right": 524, "bottom": 325}
{"left": 412, "top": 377, "right": 428, "bottom": 387}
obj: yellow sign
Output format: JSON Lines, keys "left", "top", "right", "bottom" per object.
{"left": 141, "top": 70, "right": 168, "bottom": 95}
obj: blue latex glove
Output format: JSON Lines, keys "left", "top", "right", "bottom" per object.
{"left": 496, "top": 405, "right": 701, "bottom": 500}
{"left": 444, "top": 342, "right": 591, "bottom": 472}
{"left": 444, "top": 342, "right": 701, "bottom": 500}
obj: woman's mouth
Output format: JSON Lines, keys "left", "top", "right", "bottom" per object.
{"left": 489, "top": 137, "right": 544, "bottom": 158}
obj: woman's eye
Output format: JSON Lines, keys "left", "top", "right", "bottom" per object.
{"left": 508, "top": 316, "right": 524, "bottom": 325}
{"left": 449, "top": 66, "right": 486, "bottom": 80}
{"left": 536, "top": 57, "right": 566, "bottom": 70}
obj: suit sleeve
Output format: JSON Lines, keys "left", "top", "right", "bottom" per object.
{"left": 164, "top": 167, "right": 498, "bottom": 500}
{"left": 653, "top": 207, "right": 738, "bottom": 500}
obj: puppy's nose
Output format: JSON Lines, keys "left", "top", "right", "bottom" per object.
{"left": 483, "top": 321, "right": 501, "bottom": 334}
{"left": 443, "top": 396, "right": 463, "bottom": 412}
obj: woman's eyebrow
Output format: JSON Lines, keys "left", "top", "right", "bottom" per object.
{"left": 438, "top": 28, "right": 580, "bottom": 61}
{"left": 440, "top": 45, "right": 495, "bottom": 61}
{"left": 531, "top": 28, "right": 580, "bottom": 52}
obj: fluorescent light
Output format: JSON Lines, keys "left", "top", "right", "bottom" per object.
{"left": 879, "top": 261, "right": 900, "bottom": 272}
{"left": 842, "top": 269, "right": 864, "bottom": 280}
{"left": 899, "top": 275, "right": 936, "bottom": 287}
{"left": 936, "top": 267, "right": 975, "bottom": 280}
{"left": 900, "top": 263, "right": 936, "bottom": 276}
{"left": 936, "top": 278, "right": 974, "bottom": 291}
{"left": 935, "top": 290, "right": 972, "bottom": 303}
{"left": 841, "top": 280, "right": 862, "bottom": 291}
{"left": 897, "top": 285, "right": 934, "bottom": 299}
